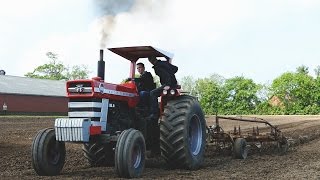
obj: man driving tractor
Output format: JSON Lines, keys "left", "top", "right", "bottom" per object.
{"left": 128, "top": 62, "right": 156, "bottom": 106}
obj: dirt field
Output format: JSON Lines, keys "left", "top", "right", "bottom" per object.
{"left": 1, "top": 115, "right": 320, "bottom": 179}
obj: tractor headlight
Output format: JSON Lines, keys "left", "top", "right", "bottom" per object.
{"left": 170, "top": 89, "right": 175, "bottom": 95}
{"left": 162, "top": 89, "right": 168, "bottom": 95}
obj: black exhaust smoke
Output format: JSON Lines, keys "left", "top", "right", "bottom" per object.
{"left": 97, "top": 49, "right": 105, "bottom": 80}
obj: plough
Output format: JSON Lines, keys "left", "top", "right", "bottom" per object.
{"left": 207, "top": 116, "right": 289, "bottom": 159}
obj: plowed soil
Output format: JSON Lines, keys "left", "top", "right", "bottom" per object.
{"left": 1, "top": 115, "right": 320, "bottom": 179}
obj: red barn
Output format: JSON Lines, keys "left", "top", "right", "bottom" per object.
{"left": 0, "top": 75, "right": 68, "bottom": 115}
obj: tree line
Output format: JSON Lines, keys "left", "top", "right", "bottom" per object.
{"left": 25, "top": 52, "right": 320, "bottom": 115}
{"left": 25, "top": 52, "right": 90, "bottom": 80}
{"left": 180, "top": 65, "right": 320, "bottom": 115}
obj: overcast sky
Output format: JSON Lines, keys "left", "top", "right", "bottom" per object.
{"left": 1, "top": 0, "right": 320, "bottom": 84}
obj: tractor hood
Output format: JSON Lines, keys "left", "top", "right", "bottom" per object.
{"left": 108, "top": 46, "right": 174, "bottom": 62}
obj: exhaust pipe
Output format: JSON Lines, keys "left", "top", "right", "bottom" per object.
{"left": 97, "top": 49, "right": 105, "bottom": 80}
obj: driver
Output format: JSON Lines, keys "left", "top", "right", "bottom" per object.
{"left": 130, "top": 62, "right": 156, "bottom": 105}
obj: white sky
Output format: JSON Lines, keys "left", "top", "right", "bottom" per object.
{"left": 1, "top": 0, "right": 320, "bottom": 84}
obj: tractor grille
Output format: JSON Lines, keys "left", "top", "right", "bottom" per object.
{"left": 68, "top": 98, "right": 102, "bottom": 121}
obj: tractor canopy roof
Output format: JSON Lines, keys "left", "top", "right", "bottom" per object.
{"left": 108, "top": 46, "right": 174, "bottom": 62}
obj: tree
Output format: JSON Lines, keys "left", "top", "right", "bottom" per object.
{"left": 271, "top": 72, "right": 319, "bottom": 114}
{"left": 296, "top": 65, "right": 309, "bottom": 75}
{"left": 209, "top": 73, "right": 225, "bottom": 85}
{"left": 66, "top": 65, "right": 90, "bottom": 80}
{"left": 194, "top": 77, "right": 223, "bottom": 115}
{"left": 25, "top": 52, "right": 67, "bottom": 80}
{"left": 314, "top": 65, "right": 320, "bottom": 77}
{"left": 25, "top": 52, "right": 90, "bottom": 80}
{"left": 311, "top": 66, "right": 320, "bottom": 110}
{"left": 221, "top": 76, "right": 261, "bottom": 115}
{"left": 180, "top": 76, "right": 197, "bottom": 96}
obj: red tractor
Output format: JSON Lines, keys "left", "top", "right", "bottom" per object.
{"left": 31, "top": 46, "right": 207, "bottom": 178}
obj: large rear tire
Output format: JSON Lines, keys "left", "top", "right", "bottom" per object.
{"left": 115, "top": 129, "right": 146, "bottom": 178}
{"left": 82, "top": 141, "right": 115, "bottom": 167}
{"left": 31, "top": 128, "right": 66, "bottom": 176}
{"left": 160, "top": 95, "right": 206, "bottom": 170}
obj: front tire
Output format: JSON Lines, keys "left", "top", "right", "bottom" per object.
{"left": 115, "top": 129, "right": 146, "bottom": 178}
{"left": 31, "top": 128, "right": 66, "bottom": 176}
{"left": 160, "top": 95, "right": 206, "bottom": 170}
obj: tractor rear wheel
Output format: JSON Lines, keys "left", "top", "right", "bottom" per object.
{"left": 160, "top": 95, "right": 206, "bottom": 170}
{"left": 115, "top": 128, "right": 146, "bottom": 178}
{"left": 234, "top": 138, "right": 248, "bottom": 159}
{"left": 31, "top": 128, "right": 66, "bottom": 176}
{"left": 82, "top": 141, "right": 115, "bottom": 167}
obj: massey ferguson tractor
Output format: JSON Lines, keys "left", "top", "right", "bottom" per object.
{"left": 31, "top": 46, "right": 207, "bottom": 178}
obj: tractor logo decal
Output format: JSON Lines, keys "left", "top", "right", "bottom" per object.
{"left": 75, "top": 84, "right": 84, "bottom": 93}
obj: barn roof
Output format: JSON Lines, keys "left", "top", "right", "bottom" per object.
{"left": 0, "top": 75, "right": 66, "bottom": 97}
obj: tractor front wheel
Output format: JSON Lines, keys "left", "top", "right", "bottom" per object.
{"left": 115, "top": 128, "right": 146, "bottom": 178}
{"left": 31, "top": 128, "right": 66, "bottom": 176}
